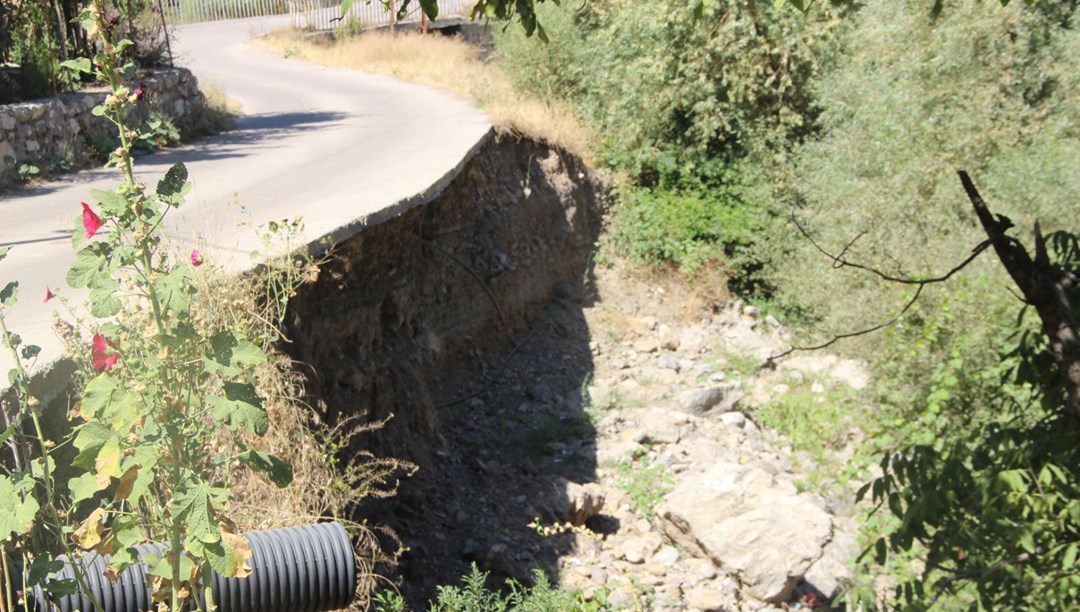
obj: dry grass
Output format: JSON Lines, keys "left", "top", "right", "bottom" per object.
{"left": 250, "top": 28, "right": 595, "bottom": 162}
{"left": 187, "top": 80, "right": 242, "bottom": 137}
{"left": 191, "top": 241, "right": 416, "bottom": 610}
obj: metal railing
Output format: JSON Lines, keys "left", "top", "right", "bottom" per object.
{"left": 162, "top": 0, "right": 473, "bottom": 28}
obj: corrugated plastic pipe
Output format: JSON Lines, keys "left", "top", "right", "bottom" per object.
{"left": 28, "top": 522, "right": 355, "bottom": 612}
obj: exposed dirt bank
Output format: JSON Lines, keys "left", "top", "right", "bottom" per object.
{"left": 286, "top": 129, "right": 864, "bottom": 610}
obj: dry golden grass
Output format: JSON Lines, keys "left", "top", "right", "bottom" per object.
{"left": 190, "top": 244, "right": 416, "bottom": 611}
{"left": 250, "top": 28, "right": 595, "bottom": 162}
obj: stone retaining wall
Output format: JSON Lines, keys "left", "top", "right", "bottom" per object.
{"left": 0, "top": 68, "right": 204, "bottom": 183}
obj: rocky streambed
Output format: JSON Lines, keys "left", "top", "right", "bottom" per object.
{"left": 368, "top": 262, "right": 870, "bottom": 611}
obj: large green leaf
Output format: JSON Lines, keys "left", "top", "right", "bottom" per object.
{"left": 68, "top": 472, "right": 100, "bottom": 506}
{"left": 174, "top": 483, "right": 218, "bottom": 544}
{"left": 80, "top": 373, "right": 119, "bottom": 420}
{"left": 240, "top": 449, "right": 293, "bottom": 488}
{"left": 67, "top": 246, "right": 109, "bottom": 289}
{"left": 0, "top": 475, "right": 39, "bottom": 541}
{"left": 154, "top": 264, "right": 194, "bottom": 315}
{"left": 205, "top": 331, "right": 266, "bottom": 376}
{"left": 89, "top": 278, "right": 122, "bottom": 318}
{"left": 0, "top": 281, "right": 17, "bottom": 306}
{"left": 157, "top": 163, "right": 189, "bottom": 202}
{"left": 91, "top": 189, "right": 129, "bottom": 216}
{"left": 208, "top": 382, "right": 268, "bottom": 435}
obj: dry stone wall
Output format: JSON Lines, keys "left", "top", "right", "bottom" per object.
{"left": 0, "top": 68, "right": 204, "bottom": 183}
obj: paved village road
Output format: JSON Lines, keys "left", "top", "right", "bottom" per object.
{"left": 0, "top": 15, "right": 492, "bottom": 380}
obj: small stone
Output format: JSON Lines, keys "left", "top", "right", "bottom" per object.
{"left": 811, "top": 382, "right": 825, "bottom": 394}
{"left": 483, "top": 543, "right": 514, "bottom": 576}
{"left": 657, "top": 354, "right": 681, "bottom": 372}
{"left": 686, "top": 585, "right": 728, "bottom": 612}
{"left": 558, "top": 480, "right": 605, "bottom": 526}
{"left": 531, "top": 384, "right": 554, "bottom": 403}
{"left": 606, "top": 585, "right": 636, "bottom": 609}
{"left": 718, "top": 411, "right": 746, "bottom": 427}
{"left": 0, "top": 114, "right": 15, "bottom": 130}
{"left": 765, "top": 314, "right": 781, "bottom": 328}
{"left": 652, "top": 545, "right": 680, "bottom": 566}
{"left": 676, "top": 383, "right": 743, "bottom": 415}
{"left": 742, "top": 305, "right": 760, "bottom": 319}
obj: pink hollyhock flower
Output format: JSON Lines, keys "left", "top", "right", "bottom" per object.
{"left": 81, "top": 202, "right": 102, "bottom": 239}
{"left": 133, "top": 84, "right": 146, "bottom": 101}
{"left": 191, "top": 249, "right": 203, "bottom": 267}
{"left": 43, "top": 287, "right": 54, "bottom": 303}
{"left": 92, "top": 333, "right": 119, "bottom": 371}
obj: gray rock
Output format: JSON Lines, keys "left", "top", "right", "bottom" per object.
{"left": 638, "top": 408, "right": 687, "bottom": 445}
{"left": 656, "top": 462, "right": 833, "bottom": 603}
{"left": 557, "top": 479, "right": 605, "bottom": 526}
{"left": 676, "top": 382, "right": 744, "bottom": 415}
{"left": 686, "top": 584, "right": 733, "bottom": 611}
{"left": 718, "top": 411, "right": 746, "bottom": 427}
{"left": 657, "top": 353, "right": 681, "bottom": 372}
{"left": 679, "top": 329, "right": 707, "bottom": 354}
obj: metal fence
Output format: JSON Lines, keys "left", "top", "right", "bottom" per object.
{"left": 163, "top": 0, "right": 290, "bottom": 24}
{"left": 163, "top": 0, "right": 474, "bottom": 28}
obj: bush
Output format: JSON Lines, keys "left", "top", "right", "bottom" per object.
{"left": 495, "top": 0, "right": 845, "bottom": 284}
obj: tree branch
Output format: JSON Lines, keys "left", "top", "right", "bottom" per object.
{"left": 958, "top": 171, "right": 1080, "bottom": 419}
{"left": 767, "top": 215, "right": 989, "bottom": 362}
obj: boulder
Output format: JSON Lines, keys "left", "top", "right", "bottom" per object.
{"left": 656, "top": 462, "right": 833, "bottom": 603}
{"left": 676, "top": 382, "right": 744, "bottom": 415}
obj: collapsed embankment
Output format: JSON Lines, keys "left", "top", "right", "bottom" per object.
{"left": 284, "top": 127, "right": 606, "bottom": 463}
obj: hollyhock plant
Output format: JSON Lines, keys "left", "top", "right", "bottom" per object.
{"left": 191, "top": 249, "right": 203, "bottom": 267}
{"left": 91, "top": 333, "right": 118, "bottom": 371}
{"left": 44, "top": 287, "right": 54, "bottom": 303}
{"left": 81, "top": 202, "right": 103, "bottom": 239}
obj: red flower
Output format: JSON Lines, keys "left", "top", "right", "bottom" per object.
{"left": 133, "top": 84, "right": 147, "bottom": 101}
{"left": 43, "top": 287, "right": 54, "bottom": 303}
{"left": 92, "top": 333, "right": 118, "bottom": 371}
{"left": 190, "top": 249, "right": 203, "bottom": 267}
{"left": 81, "top": 202, "right": 102, "bottom": 239}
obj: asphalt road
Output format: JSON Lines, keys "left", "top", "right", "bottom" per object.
{"left": 0, "top": 15, "right": 491, "bottom": 380}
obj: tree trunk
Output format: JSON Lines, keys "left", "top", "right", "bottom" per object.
{"left": 959, "top": 171, "right": 1080, "bottom": 418}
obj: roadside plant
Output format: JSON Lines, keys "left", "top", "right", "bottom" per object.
{"left": 1, "top": 1, "right": 290, "bottom": 609}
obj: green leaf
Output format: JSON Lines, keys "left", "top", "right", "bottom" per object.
{"left": 155, "top": 264, "right": 194, "bottom": 315}
{"left": 1019, "top": 529, "right": 1036, "bottom": 554}
{"left": 206, "top": 331, "right": 267, "bottom": 376}
{"left": 0, "top": 474, "right": 40, "bottom": 540}
{"left": 157, "top": 163, "right": 189, "bottom": 199}
{"left": 67, "top": 246, "right": 109, "bottom": 289}
{"left": 68, "top": 472, "right": 100, "bottom": 505}
{"left": 875, "top": 538, "right": 887, "bottom": 565}
{"left": 89, "top": 278, "right": 122, "bottom": 317}
{"left": 1064, "top": 543, "right": 1078, "bottom": 570}
{"left": 60, "top": 58, "right": 92, "bottom": 74}
{"left": 72, "top": 421, "right": 116, "bottom": 470}
{"left": 0, "top": 424, "right": 14, "bottom": 445}
{"left": 208, "top": 382, "right": 268, "bottom": 435}
{"left": 0, "top": 246, "right": 9, "bottom": 260}
{"left": 174, "top": 484, "right": 219, "bottom": 544}
{"left": 80, "top": 373, "right": 119, "bottom": 420}
{"left": 0, "top": 281, "right": 17, "bottom": 306}
{"left": 240, "top": 449, "right": 293, "bottom": 488}
{"left": 202, "top": 530, "right": 252, "bottom": 578}
{"left": 92, "top": 189, "right": 129, "bottom": 216}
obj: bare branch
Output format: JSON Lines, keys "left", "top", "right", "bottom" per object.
{"left": 768, "top": 285, "right": 925, "bottom": 362}
{"left": 790, "top": 212, "right": 990, "bottom": 285}
{"left": 766, "top": 214, "right": 991, "bottom": 363}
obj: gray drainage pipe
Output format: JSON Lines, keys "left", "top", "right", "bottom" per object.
{"left": 29, "top": 522, "right": 356, "bottom": 612}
